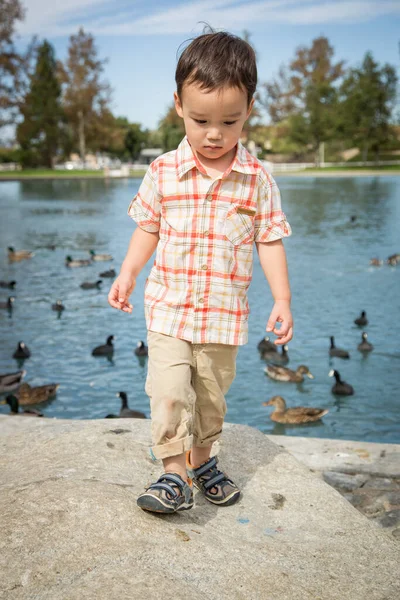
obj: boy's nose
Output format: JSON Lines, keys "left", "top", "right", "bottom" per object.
{"left": 207, "top": 129, "right": 222, "bottom": 141}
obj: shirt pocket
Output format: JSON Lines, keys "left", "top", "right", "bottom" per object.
{"left": 161, "top": 201, "right": 192, "bottom": 233}
{"left": 224, "top": 205, "right": 255, "bottom": 246}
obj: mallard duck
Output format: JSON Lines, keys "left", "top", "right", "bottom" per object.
{"left": 52, "top": 300, "right": 65, "bottom": 312}
{"left": 99, "top": 268, "right": 116, "bottom": 278}
{"left": 0, "top": 296, "right": 14, "bottom": 310}
{"left": 0, "top": 370, "right": 26, "bottom": 394}
{"left": 116, "top": 391, "right": 146, "bottom": 418}
{"left": 329, "top": 336, "right": 350, "bottom": 359}
{"left": 0, "top": 394, "right": 43, "bottom": 416}
{"left": 13, "top": 341, "right": 31, "bottom": 359}
{"left": 357, "top": 332, "right": 373, "bottom": 353}
{"left": 261, "top": 344, "right": 289, "bottom": 365}
{"left": 90, "top": 250, "right": 113, "bottom": 262}
{"left": 17, "top": 382, "right": 59, "bottom": 406}
{"left": 92, "top": 335, "right": 114, "bottom": 356}
{"left": 329, "top": 369, "right": 354, "bottom": 395}
{"left": 257, "top": 336, "right": 277, "bottom": 353}
{"left": 65, "top": 255, "right": 91, "bottom": 267}
{"left": 263, "top": 396, "right": 328, "bottom": 424}
{"left": 80, "top": 279, "right": 103, "bottom": 289}
{"left": 0, "top": 280, "right": 16, "bottom": 289}
{"left": 387, "top": 253, "right": 400, "bottom": 265}
{"left": 264, "top": 364, "right": 314, "bottom": 383}
{"left": 134, "top": 340, "right": 148, "bottom": 357}
{"left": 354, "top": 311, "right": 368, "bottom": 327}
{"left": 8, "top": 247, "right": 34, "bottom": 262}
{"left": 369, "top": 258, "right": 383, "bottom": 266}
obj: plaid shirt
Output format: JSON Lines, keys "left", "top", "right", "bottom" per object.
{"left": 128, "top": 137, "right": 291, "bottom": 345}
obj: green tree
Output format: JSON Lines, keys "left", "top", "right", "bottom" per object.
{"left": 158, "top": 103, "right": 185, "bottom": 151}
{"left": 338, "top": 52, "right": 398, "bottom": 161}
{"left": 124, "top": 123, "right": 147, "bottom": 160}
{"left": 261, "top": 37, "right": 345, "bottom": 161}
{"left": 58, "top": 28, "right": 112, "bottom": 160}
{"left": 16, "top": 40, "right": 64, "bottom": 168}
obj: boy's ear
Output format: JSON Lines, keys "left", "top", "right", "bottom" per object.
{"left": 246, "top": 97, "right": 255, "bottom": 119}
{"left": 174, "top": 92, "right": 184, "bottom": 118}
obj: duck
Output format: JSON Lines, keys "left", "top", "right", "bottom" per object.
{"left": 13, "top": 341, "right": 31, "bottom": 359}
{"left": 264, "top": 364, "right": 314, "bottom": 383}
{"left": 263, "top": 396, "right": 328, "bottom": 424}
{"left": 257, "top": 335, "right": 277, "bottom": 354}
{"left": 350, "top": 215, "right": 357, "bottom": 223}
{"left": 65, "top": 255, "right": 92, "bottom": 267}
{"left": 329, "top": 369, "right": 354, "bottom": 395}
{"left": 80, "top": 279, "right": 103, "bottom": 289}
{"left": 90, "top": 250, "right": 113, "bottom": 262}
{"left": 261, "top": 344, "right": 289, "bottom": 365}
{"left": 387, "top": 253, "right": 400, "bottom": 265}
{"left": 0, "top": 296, "right": 14, "bottom": 310}
{"left": 99, "top": 268, "right": 116, "bottom": 278}
{"left": 369, "top": 258, "right": 383, "bottom": 266}
{"left": 113, "top": 391, "right": 146, "bottom": 418}
{"left": 134, "top": 340, "right": 148, "bottom": 357}
{"left": 354, "top": 311, "right": 368, "bottom": 327}
{"left": 357, "top": 332, "right": 373, "bottom": 353}
{"left": 7, "top": 247, "right": 34, "bottom": 262}
{"left": 0, "top": 394, "right": 43, "bottom": 416}
{"left": 52, "top": 300, "right": 65, "bottom": 312}
{"left": 329, "top": 336, "right": 350, "bottom": 359}
{"left": 92, "top": 335, "right": 114, "bottom": 356}
{"left": 0, "top": 280, "right": 16, "bottom": 289}
{"left": 0, "top": 370, "right": 26, "bottom": 394}
{"left": 17, "top": 382, "right": 59, "bottom": 406}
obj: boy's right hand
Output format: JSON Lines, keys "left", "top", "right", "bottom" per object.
{"left": 108, "top": 274, "right": 136, "bottom": 313}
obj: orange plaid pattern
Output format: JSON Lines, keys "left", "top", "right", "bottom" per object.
{"left": 128, "top": 137, "right": 291, "bottom": 345}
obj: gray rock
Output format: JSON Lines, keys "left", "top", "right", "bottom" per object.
{"left": 363, "top": 477, "right": 400, "bottom": 491}
{"left": 323, "top": 471, "right": 369, "bottom": 492}
{"left": 0, "top": 417, "right": 399, "bottom": 600}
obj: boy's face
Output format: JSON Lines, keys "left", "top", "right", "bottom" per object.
{"left": 174, "top": 83, "right": 254, "bottom": 163}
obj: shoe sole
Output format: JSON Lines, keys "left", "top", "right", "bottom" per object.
{"left": 137, "top": 493, "right": 193, "bottom": 514}
{"left": 193, "top": 482, "right": 241, "bottom": 506}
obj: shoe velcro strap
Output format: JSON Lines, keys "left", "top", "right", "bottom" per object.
{"left": 147, "top": 481, "right": 178, "bottom": 498}
{"left": 158, "top": 473, "right": 186, "bottom": 488}
{"left": 193, "top": 456, "right": 218, "bottom": 478}
{"left": 203, "top": 472, "right": 226, "bottom": 491}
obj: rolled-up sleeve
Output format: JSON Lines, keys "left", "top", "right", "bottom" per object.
{"left": 254, "top": 171, "right": 292, "bottom": 243}
{"left": 127, "top": 164, "right": 161, "bottom": 232}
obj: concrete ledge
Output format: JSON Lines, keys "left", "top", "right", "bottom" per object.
{"left": 1, "top": 417, "right": 399, "bottom": 600}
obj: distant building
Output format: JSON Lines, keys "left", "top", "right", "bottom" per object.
{"left": 139, "top": 148, "right": 163, "bottom": 164}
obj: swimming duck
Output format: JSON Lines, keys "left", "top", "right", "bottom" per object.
{"left": 13, "top": 341, "right": 31, "bottom": 359}
{"left": 134, "top": 340, "right": 148, "bottom": 357}
{"left": 369, "top": 258, "right": 383, "bottom": 266}
{"left": 357, "top": 332, "right": 373, "bottom": 353}
{"left": 92, "top": 335, "right": 114, "bottom": 356}
{"left": 89, "top": 250, "right": 113, "bottom": 262}
{"left": 329, "top": 336, "right": 350, "bottom": 359}
{"left": 263, "top": 396, "right": 328, "bottom": 424}
{"left": 0, "top": 370, "right": 26, "bottom": 394}
{"left": 354, "top": 311, "right": 368, "bottom": 327}
{"left": 65, "top": 255, "right": 92, "bottom": 267}
{"left": 257, "top": 336, "right": 277, "bottom": 353}
{"left": 17, "top": 382, "right": 59, "bottom": 406}
{"left": 7, "top": 247, "right": 34, "bottom": 262}
{"left": 264, "top": 364, "right": 314, "bottom": 383}
{"left": 387, "top": 253, "right": 400, "bottom": 265}
{"left": 99, "top": 268, "right": 116, "bottom": 278}
{"left": 329, "top": 369, "right": 354, "bottom": 395}
{"left": 0, "top": 296, "right": 14, "bottom": 310}
{"left": 0, "top": 394, "right": 43, "bottom": 416}
{"left": 261, "top": 344, "right": 289, "bottom": 365}
{"left": 0, "top": 280, "right": 16, "bottom": 289}
{"left": 52, "top": 300, "right": 65, "bottom": 312}
{"left": 117, "top": 391, "right": 146, "bottom": 418}
{"left": 80, "top": 280, "right": 103, "bottom": 289}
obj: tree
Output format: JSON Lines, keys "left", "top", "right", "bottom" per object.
{"left": 58, "top": 28, "right": 112, "bottom": 160}
{"left": 338, "top": 53, "right": 398, "bottom": 161}
{"left": 158, "top": 104, "right": 185, "bottom": 151}
{"left": 261, "top": 37, "right": 345, "bottom": 161}
{"left": 16, "top": 40, "right": 64, "bottom": 168}
{"left": 124, "top": 123, "right": 147, "bottom": 160}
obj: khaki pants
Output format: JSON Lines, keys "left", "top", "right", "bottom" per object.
{"left": 145, "top": 331, "right": 238, "bottom": 460}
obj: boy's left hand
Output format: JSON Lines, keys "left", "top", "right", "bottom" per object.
{"left": 266, "top": 300, "right": 293, "bottom": 345}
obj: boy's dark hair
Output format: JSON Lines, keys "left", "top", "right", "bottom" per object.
{"left": 176, "top": 31, "right": 257, "bottom": 106}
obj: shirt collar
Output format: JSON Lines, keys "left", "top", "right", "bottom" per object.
{"left": 175, "top": 136, "right": 258, "bottom": 180}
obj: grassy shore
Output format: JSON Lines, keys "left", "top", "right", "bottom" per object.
{"left": 305, "top": 164, "right": 400, "bottom": 172}
{"left": 0, "top": 169, "right": 147, "bottom": 180}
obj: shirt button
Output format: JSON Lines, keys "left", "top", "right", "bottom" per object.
{"left": 201, "top": 264, "right": 208, "bottom": 270}
{"left": 204, "top": 231, "right": 209, "bottom": 236}
{"left": 198, "top": 298, "right": 204, "bottom": 304}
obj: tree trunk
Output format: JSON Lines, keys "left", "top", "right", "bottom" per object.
{"left": 362, "top": 143, "right": 369, "bottom": 164}
{"left": 78, "top": 110, "right": 85, "bottom": 163}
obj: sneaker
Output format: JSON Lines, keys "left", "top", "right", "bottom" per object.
{"left": 186, "top": 452, "right": 241, "bottom": 506}
{"left": 137, "top": 472, "right": 194, "bottom": 514}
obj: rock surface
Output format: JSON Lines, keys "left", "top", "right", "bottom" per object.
{"left": 1, "top": 417, "right": 399, "bottom": 600}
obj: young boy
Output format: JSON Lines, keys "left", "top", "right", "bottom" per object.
{"left": 108, "top": 31, "right": 293, "bottom": 514}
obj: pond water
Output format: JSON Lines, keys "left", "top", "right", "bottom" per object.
{"left": 0, "top": 176, "right": 399, "bottom": 443}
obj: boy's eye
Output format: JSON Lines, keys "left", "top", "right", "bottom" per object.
{"left": 224, "top": 121, "right": 237, "bottom": 126}
{"left": 194, "top": 119, "right": 207, "bottom": 124}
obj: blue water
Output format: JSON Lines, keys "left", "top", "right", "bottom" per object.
{"left": 0, "top": 176, "right": 399, "bottom": 442}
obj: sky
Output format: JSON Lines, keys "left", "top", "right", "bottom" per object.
{"left": 15, "top": 0, "right": 400, "bottom": 130}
